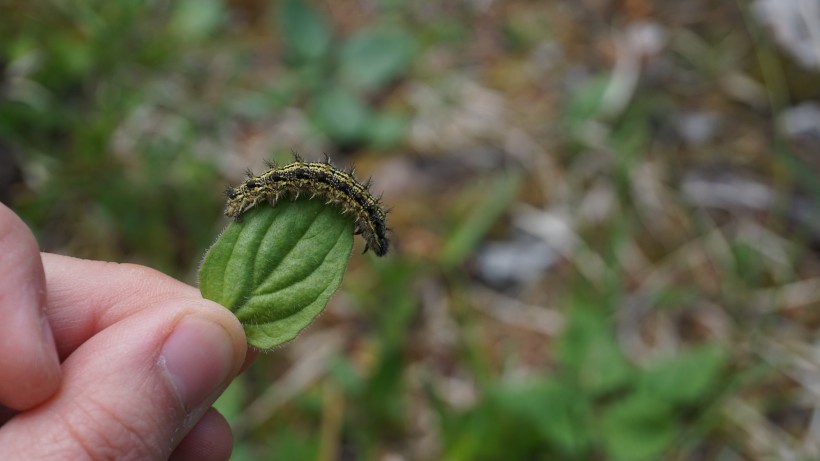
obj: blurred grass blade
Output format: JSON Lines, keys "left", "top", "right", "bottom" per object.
{"left": 199, "top": 198, "right": 354, "bottom": 349}
{"left": 440, "top": 171, "right": 524, "bottom": 268}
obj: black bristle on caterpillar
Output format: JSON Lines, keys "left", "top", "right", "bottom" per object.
{"left": 224, "top": 157, "right": 390, "bottom": 256}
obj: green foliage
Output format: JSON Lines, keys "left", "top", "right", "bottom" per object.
{"left": 562, "top": 74, "right": 610, "bottom": 144}
{"left": 339, "top": 261, "right": 419, "bottom": 457}
{"left": 508, "top": 380, "right": 592, "bottom": 457}
{"left": 450, "top": 379, "right": 595, "bottom": 459}
{"left": 4, "top": 3, "right": 807, "bottom": 460}
{"left": 599, "top": 346, "right": 727, "bottom": 461}
{"left": 309, "top": 86, "right": 371, "bottom": 144}
{"left": 638, "top": 344, "right": 728, "bottom": 405}
{"left": 171, "top": 0, "right": 226, "bottom": 41}
{"left": 338, "top": 28, "right": 417, "bottom": 91}
{"left": 440, "top": 172, "right": 525, "bottom": 267}
{"left": 366, "top": 111, "right": 411, "bottom": 148}
{"left": 274, "top": 0, "right": 417, "bottom": 147}
{"left": 0, "top": 1, "right": 226, "bottom": 272}
{"left": 557, "top": 302, "right": 634, "bottom": 396}
{"left": 600, "top": 392, "right": 679, "bottom": 461}
{"left": 267, "top": 427, "right": 319, "bottom": 461}
{"left": 277, "top": 0, "right": 332, "bottom": 63}
{"left": 428, "top": 288, "right": 729, "bottom": 461}
{"left": 199, "top": 198, "right": 354, "bottom": 349}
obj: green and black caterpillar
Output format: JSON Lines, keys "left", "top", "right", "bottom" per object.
{"left": 224, "top": 158, "right": 389, "bottom": 256}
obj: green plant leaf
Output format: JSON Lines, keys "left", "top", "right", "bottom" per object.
{"left": 309, "top": 86, "right": 371, "bottom": 143}
{"left": 600, "top": 393, "right": 678, "bottom": 461}
{"left": 501, "top": 379, "right": 593, "bottom": 457}
{"left": 639, "top": 344, "right": 728, "bottom": 405}
{"left": 277, "top": 0, "right": 332, "bottom": 64}
{"left": 578, "top": 333, "right": 634, "bottom": 396}
{"left": 199, "top": 198, "right": 354, "bottom": 349}
{"left": 557, "top": 303, "right": 634, "bottom": 396}
{"left": 171, "top": 0, "right": 225, "bottom": 42}
{"left": 366, "top": 111, "right": 410, "bottom": 148}
{"left": 339, "top": 28, "right": 417, "bottom": 90}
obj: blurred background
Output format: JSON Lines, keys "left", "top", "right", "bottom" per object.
{"left": 2, "top": 1, "right": 820, "bottom": 460}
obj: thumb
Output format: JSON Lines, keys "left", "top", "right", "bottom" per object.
{"left": 0, "top": 299, "right": 245, "bottom": 460}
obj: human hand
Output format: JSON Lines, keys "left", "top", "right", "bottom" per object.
{"left": 0, "top": 203, "right": 250, "bottom": 460}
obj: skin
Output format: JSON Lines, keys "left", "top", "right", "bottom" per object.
{"left": 0, "top": 203, "right": 253, "bottom": 460}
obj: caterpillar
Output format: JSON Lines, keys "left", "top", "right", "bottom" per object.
{"left": 224, "top": 158, "right": 390, "bottom": 256}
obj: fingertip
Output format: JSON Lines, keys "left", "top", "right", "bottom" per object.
{"left": 184, "top": 298, "right": 249, "bottom": 381}
{"left": 196, "top": 299, "right": 248, "bottom": 368}
{"left": 159, "top": 317, "right": 237, "bottom": 412}
{"left": 194, "top": 300, "right": 255, "bottom": 372}
{"left": 158, "top": 299, "right": 248, "bottom": 415}
{"left": 0, "top": 204, "right": 61, "bottom": 409}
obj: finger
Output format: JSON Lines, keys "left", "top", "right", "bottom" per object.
{"left": 40, "top": 253, "right": 204, "bottom": 359}
{"left": 0, "top": 293, "right": 246, "bottom": 459}
{"left": 169, "top": 408, "right": 233, "bottom": 461}
{"left": 40, "top": 253, "right": 258, "bottom": 370}
{"left": 0, "top": 204, "right": 60, "bottom": 410}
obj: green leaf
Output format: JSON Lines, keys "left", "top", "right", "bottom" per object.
{"left": 600, "top": 393, "right": 679, "bottom": 461}
{"left": 277, "top": 0, "right": 332, "bottom": 64}
{"left": 339, "top": 28, "right": 416, "bottom": 90}
{"left": 502, "top": 379, "right": 593, "bottom": 457}
{"left": 171, "top": 0, "right": 224, "bottom": 41}
{"left": 199, "top": 198, "right": 354, "bottom": 349}
{"left": 578, "top": 333, "right": 634, "bottom": 396}
{"left": 309, "top": 86, "right": 371, "bottom": 143}
{"left": 639, "top": 344, "right": 727, "bottom": 405}
{"left": 366, "top": 111, "right": 410, "bottom": 148}
{"left": 557, "top": 304, "right": 634, "bottom": 396}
